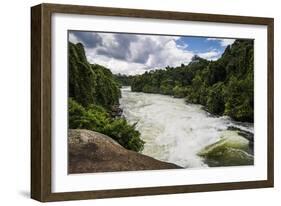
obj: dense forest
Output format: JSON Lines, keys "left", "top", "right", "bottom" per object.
{"left": 68, "top": 42, "right": 144, "bottom": 152}
{"left": 128, "top": 40, "right": 254, "bottom": 122}
{"left": 68, "top": 38, "right": 253, "bottom": 156}
{"left": 114, "top": 74, "right": 134, "bottom": 86}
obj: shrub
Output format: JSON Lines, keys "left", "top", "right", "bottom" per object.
{"left": 68, "top": 98, "right": 144, "bottom": 152}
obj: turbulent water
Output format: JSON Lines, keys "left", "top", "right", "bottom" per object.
{"left": 120, "top": 86, "right": 254, "bottom": 168}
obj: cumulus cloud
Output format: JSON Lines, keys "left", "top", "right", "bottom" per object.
{"left": 69, "top": 31, "right": 232, "bottom": 75}
{"left": 69, "top": 31, "right": 102, "bottom": 48}
{"left": 207, "top": 38, "right": 235, "bottom": 47}
{"left": 197, "top": 50, "right": 222, "bottom": 61}
{"left": 95, "top": 33, "right": 138, "bottom": 61}
{"left": 70, "top": 31, "right": 194, "bottom": 75}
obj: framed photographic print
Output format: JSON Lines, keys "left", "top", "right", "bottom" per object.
{"left": 31, "top": 3, "right": 274, "bottom": 202}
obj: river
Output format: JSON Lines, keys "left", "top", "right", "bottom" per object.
{"left": 120, "top": 86, "right": 254, "bottom": 168}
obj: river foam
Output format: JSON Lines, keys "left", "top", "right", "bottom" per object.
{"left": 120, "top": 86, "right": 253, "bottom": 168}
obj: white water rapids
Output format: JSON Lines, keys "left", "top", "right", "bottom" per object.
{"left": 120, "top": 86, "right": 253, "bottom": 168}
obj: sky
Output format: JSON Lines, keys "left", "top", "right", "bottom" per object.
{"left": 69, "top": 31, "right": 236, "bottom": 75}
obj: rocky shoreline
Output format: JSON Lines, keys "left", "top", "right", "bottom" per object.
{"left": 68, "top": 129, "right": 182, "bottom": 173}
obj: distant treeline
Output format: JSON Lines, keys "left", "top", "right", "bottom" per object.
{"left": 117, "top": 40, "right": 254, "bottom": 122}
{"left": 114, "top": 74, "right": 134, "bottom": 86}
{"left": 68, "top": 42, "right": 144, "bottom": 152}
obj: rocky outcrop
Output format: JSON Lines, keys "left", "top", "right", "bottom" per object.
{"left": 68, "top": 129, "right": 181, "bottom": 173}
{"left": 110, "top": 104, "right": 123, "bottom": 117}
{"left": 198, "top": 131, "right": 254, "bottom": 167}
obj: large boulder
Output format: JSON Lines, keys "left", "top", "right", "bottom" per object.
{"left": 198, "top": 131, "right": 254, "bottom": 167}
{"left": 68, "top": 129, "right": 181, "bottom": 173}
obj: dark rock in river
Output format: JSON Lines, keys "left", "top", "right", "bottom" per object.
{"left": 227, "top": 126, "right": 254, "bottom": 154}
{"left": 227, "top": 126, "right": 254, "bottom": 142}
{"left": 68, "top": 129, "right": 181, "bottom": 173}
{"left": 110, "top": 105, "right": 123, "bottom": 117}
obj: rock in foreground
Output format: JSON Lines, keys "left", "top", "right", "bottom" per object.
{"left": 68, "top": 129, "right": 182, "bottom": 173}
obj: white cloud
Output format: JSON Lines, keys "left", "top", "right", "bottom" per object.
{"left": 69, "top": 33, "right": 79, "bottom": 43}
{"left": 197, "top": 50, "right": 222, "bottom": 61}
{"left": 220, "top": 39, "right": 235, "bottom": 46}
{"left": 207, "top": 38, "right": 235, "bottom": 46}
{"left": 86, "top": 52, "right": 148, "bottom": 75}
{"left": 72, "top": 33, "right": 194, "bottom": 75}
{"left": 69, "top": 32, "right": 233, "bottom": 75}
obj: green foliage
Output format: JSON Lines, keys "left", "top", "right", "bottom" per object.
{"left": 69, "top": 99, "right": 144, "bottom": 152}
{"left": 102, "top": 120, "right": 144, "bottom": 152}
{"left": 69, "top": 43, "right": 97, "bottom": 107}
{"left": 206, "top": 82, "right": 225, "bottom": 115}
{"left": 91, "top": 64, "right": 121, "bottom": 108}
{"left": 224, "top": 76, "right": 253, "bottom": 122}
{"left": 173, "top": 85, "right": 189, "bottom": 98}
{"left": 114, "top": 74, "right": 135, "bottom": 86}
{"left": 69, "top": 42, "right": 120, "bottom": 109}
{"left": 130, "top": 40, "right": 254, "bottom": 122}
{"left": 68, "top": 42, "right": 144, "bottom": 152}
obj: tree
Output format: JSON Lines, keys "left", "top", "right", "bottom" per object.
{"left": 129, "top": 39, "right": 254, "bottom": 122}
{"left": 68, "top": 42, "right": 144, "bottom": 152}
{"left": 206, "top": 82, "right": 225, "bottom": 115}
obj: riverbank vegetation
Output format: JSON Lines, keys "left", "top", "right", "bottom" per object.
{"left": 68, "top": 42, "right": 144, "bottom": 152}
{"left": 68, "top": 38, "right": 253, "bottom": 154}
{"left": 129, "top": 40, "right": 254, "bottom": 122}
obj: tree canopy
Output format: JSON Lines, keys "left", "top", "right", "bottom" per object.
{"left": 68, "top": 42, "right": 144, "bottom": 152}
{"left": 129, "top": 40, "right": 254, "bottom": 122}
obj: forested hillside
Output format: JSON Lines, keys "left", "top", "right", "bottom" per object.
{"left": 68, "top": 42, "right": 144, "bottom": 152}
{"left": 131, "top": 40, "right": 254, "bottom": 122}
{"left": 69, "top": 42, "right": 120, "bottom": 108}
